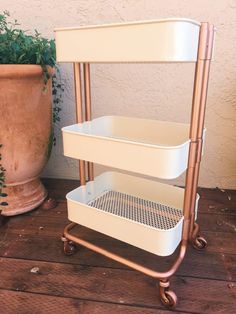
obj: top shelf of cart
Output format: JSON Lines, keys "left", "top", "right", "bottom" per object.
{"left": 54, "top": 18, "right": 202, "bottom": 63}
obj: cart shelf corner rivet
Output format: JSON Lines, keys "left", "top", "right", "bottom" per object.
{"left": 54, "top": 18, "right": 215, "bottom": 308}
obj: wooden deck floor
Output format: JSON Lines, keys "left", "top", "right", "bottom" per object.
{"left": 0, "top": 178, "right": 235, "bottom": 313}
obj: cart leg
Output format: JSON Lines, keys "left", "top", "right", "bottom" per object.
{"left": 61, "top": 235, "right": 77, "bottom": 256}
{"left": 159, "top": 280, "right": 177, "bottom": 308}
{"left": 191, "top": 222, "right": 207, "bottom": 250}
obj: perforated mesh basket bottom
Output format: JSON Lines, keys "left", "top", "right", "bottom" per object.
{"left": 88, "top": 190, "right": 183, "bottom": 230}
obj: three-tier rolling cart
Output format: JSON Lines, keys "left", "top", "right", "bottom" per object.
{"left": 55, "top": 18, "right": 215, "bottom": 308}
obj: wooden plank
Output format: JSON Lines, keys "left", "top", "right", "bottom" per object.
{"left": 199, "top": 187, "right": 236, "bottom": 201}
{"left": 200, "top": 231, "right": 236, "bottom": 254}
{"left": 1, "top": 201, "right": 235, "bottom": 234}
{"left": 0, "top": 208, "right": 236, "bottom": 282}
{"left": 0, "top": 290, "right": 178, "bottom": 314}
{"left": 0, "top": 229, "right": 235, "bottom": 283}
{"left": 198, "top": 213, "right": 236, "bottom": 233}
{"left": 198, "top": 187, "right": 236, "bottom": 215}
{"left": 0, "top": 291, "right": 177, "bottom": 314}
{"left": 1, "top": 208, "right": 236, "bottom": 254}
{"left": 0, "top": 257, "right": 235, "bottom": 314}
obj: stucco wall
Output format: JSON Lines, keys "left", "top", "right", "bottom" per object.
{"left": 1, "top": 0, "right": 236, "bottom": 188}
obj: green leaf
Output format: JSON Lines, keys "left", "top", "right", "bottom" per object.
{"left": 0, "top": 202, "right": 8, "bottom": 206}
{"left": 0, "top": 11, "right": 56, "bottom": 83}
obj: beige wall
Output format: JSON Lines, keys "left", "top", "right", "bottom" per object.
{"left": 1, "top": 0, "right": 236, "bottom": 188}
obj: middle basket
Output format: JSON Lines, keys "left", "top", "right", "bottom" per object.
{"left": 62, "top": 115, "right": 203, "bottom": 179}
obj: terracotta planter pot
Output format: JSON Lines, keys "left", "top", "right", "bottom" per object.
{"left": 0, "top": 65, "right": 53, "bottom": 216}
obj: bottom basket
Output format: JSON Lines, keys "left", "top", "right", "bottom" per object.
{"left": 66, "top": 172, "right": 199, "bottom": 256}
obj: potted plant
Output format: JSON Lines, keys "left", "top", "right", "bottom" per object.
{"left": 0, "top": 11, "right": 59, "bottom": 216}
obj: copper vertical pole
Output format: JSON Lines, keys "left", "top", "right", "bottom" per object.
{"left": 181, "top": 23, "right": 210, "bottom": 242}
{"left": 189, "top": 24, "right": 215, "bottom": 237}
{"left": 73, "top": 62, "right": 86, "bottom": 185}
{"left": 83, "top": 63, "right": 94, "bottom": 181}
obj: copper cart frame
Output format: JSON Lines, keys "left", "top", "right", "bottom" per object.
{"left": 59, "top": 21, "right": 215, "bottom": 308}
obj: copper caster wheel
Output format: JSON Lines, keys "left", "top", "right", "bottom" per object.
{"left": 192, "top": 236, "right": 207, "bottom": 250}
{"left": 160, "top": 289, "right": 177, "bottom": 308}
{"left": 62, "top": 237, "right": 77, "bottom": 256}
{"left": 159, "top": 281, "right": 177, "bottom": 308}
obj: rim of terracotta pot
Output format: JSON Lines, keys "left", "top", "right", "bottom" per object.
{"left": 0, "top": 64, "right": 54, "bottom": 78}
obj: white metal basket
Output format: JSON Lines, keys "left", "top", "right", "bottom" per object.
{"left": 66, "top": 171, "right": 199, "bottom": 256}
{"left": 62, "top": 116, "right": 206, "bottom": 179}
